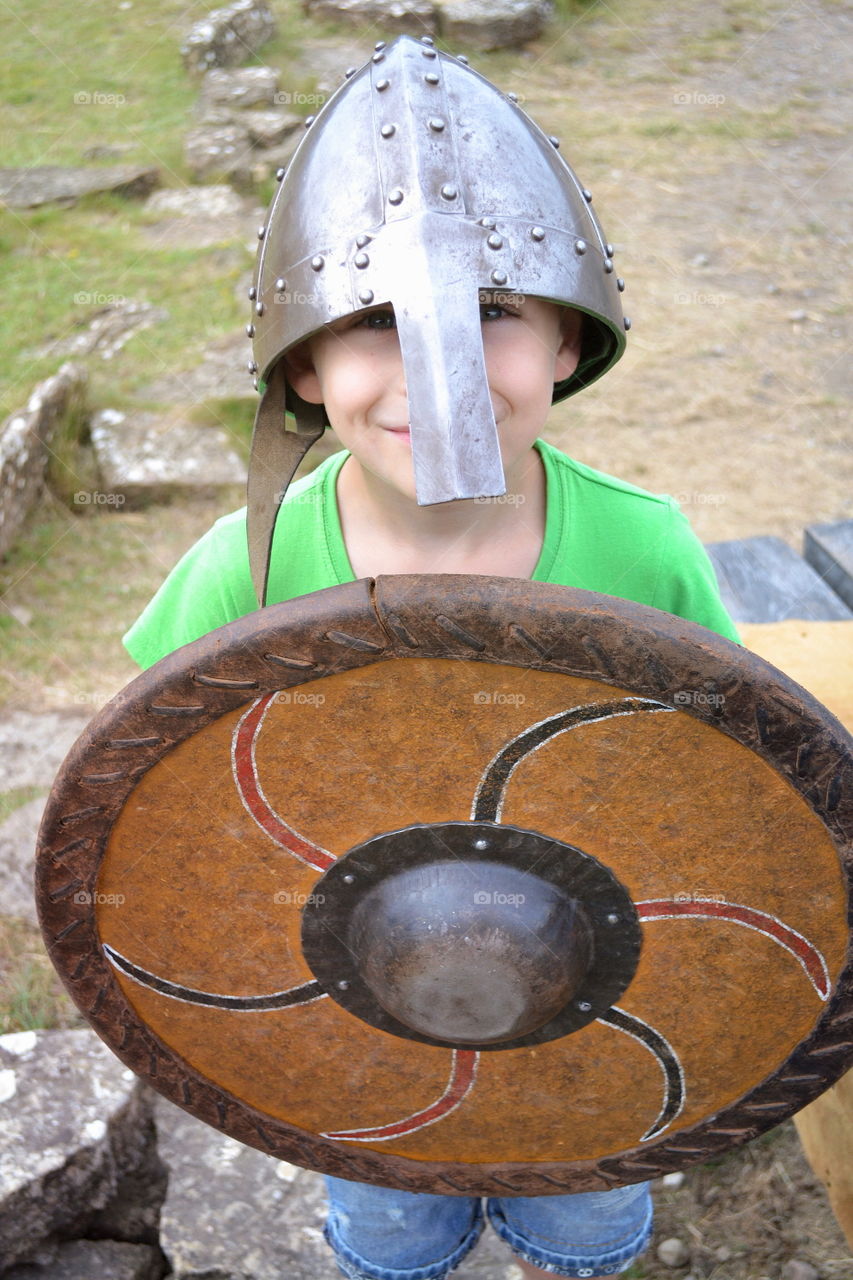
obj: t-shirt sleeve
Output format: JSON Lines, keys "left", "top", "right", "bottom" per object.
{"left": 653, "top": 501, "right": 741, "bottom": 643}
{"left": 123, "top": 510, "right": 258, "bottom": 670}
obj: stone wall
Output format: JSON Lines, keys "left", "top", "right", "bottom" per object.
{"left": 0, "top": 364, "right": 88, "bottom": 561}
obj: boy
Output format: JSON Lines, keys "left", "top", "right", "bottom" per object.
{"left": 125, "top": 34, "right": 738, "bottom": 1279}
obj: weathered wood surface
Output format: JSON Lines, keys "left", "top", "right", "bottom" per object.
{"left": 707, "top": 534, "right": 853, "bottom": 623}
{"left": 805, "top": 521, "right": 853, "bottom": 613}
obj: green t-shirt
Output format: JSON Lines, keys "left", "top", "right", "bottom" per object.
{"left": 124, "top": 439, "right": 739, "bottom": 669}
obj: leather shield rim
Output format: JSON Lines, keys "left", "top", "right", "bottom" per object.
{"left": 35, "top": 576, "right": 853, "bottom": 1195}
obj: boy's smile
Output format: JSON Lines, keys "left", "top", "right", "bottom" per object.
{"left": 284, "top": 295, "right": 583, "bottom": 507}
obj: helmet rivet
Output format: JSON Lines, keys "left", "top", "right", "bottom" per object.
{"left": 582, "top": 188, "right": 593, "bottom": 202}
{"left": 248, "top": 286, "right": 257, "bottom": 300}
{"left": 507, "top": 91, "right": 519, "bottom": 102}
{"left": 428, "top": 117, "right": 445, "bottom": 132}
{"left": 479, "top": 217, "right": 496, "bottom": 229}
{"left": 356, "top": 233, "right": 371, "bottom": 248}
{"left": 372, "top": 51, "right": 385, "bottom": 64}
{"left": 606, "top": 243, "right": 615, "bottom": 257}
{"left": 248, "top": 360, "right": 257, "bottom": 373}
{"left": 311, "top": 255, "right": 324, "bottom": 271}
{"left": 345, "top": 66, "right": 357, "bottom": 78}
{"left": 376, "top": 77, "right": 390, "bottom": 91}
{"left": 389, "top": 188, "right": 404, "bottom": 205}
{"left": 422, "top": 47, "right": 437, "bottom": 59}
{"left": 305, "top": 115, "right": 315, "bottom": 127}
{"left": 491, "top": 270, "right": 508, "bottom": 285}
{"left": 457, "top": 54, "right": 469, "bottom": 64}
{"left": 380, "top": 123, "right": 396, "bottom": 138}
{"left": 487, "top": 233, "right": 503, "bottom": 249}
{"left": 425, "top": 71, "right": 440, "bottom": 85}
{"left": 359, "top": 288, "right": 375, "bottom": 305}
{"left": 604, "top": 258, "right": 614, "bottom": 273}
{"left": 246, "top": 323, "right": 254, "bottom": 337}
{"left": 354, "top": 251, "right": 370, "bottom": 269}
{"left": 549, "top": 135, "right": 560, "bottom": 148}
{"left": 616, "top": 277, "right": 625, "bottom": 292}
{"left": 374, "top": 40, "right": 386, "bottom": 50}
{"left": 531, "top": 226, "right": 545, "bottom": 241}
{"left": 624, "top": 316, "right": 632, "bottom": 330}
{"left": 275, "top": 168, "right": 285, "bottom": 181}
{"left": 421, "top": 34, "right": 435, "bottom": 44}
{"left": 440, "top": 183, "right": 458, "bottom": 200}
{"left": 253, "top": 377, "right": 259, "bottom": 391}
{"left": 275, "top": 278, "right": 286, "bottom": 292}
{"left": 257, "top": 225, "right": 266, "bottom": 239}
{"left": 255, "top": 301, "right": 264, "bottom": 315}
{"left": 574, "top": 239, "right": 587, "bottom": 255}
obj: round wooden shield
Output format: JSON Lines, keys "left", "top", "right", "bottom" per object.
{"left": 36, "top": 576, "right": 853, "bottom": 1195}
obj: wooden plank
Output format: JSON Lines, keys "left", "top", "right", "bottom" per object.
{"left": 742, "top": 617, "right": 853, "bottom": 1252}
{"left": 804, "top": 521, "right": 853, "bottom": 612}
{"left": 705, "top": 536, "right": 853, "bottom": 623}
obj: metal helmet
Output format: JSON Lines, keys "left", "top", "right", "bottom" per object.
{"left": 246, "top": 34, "right": 628, "bottom": 604}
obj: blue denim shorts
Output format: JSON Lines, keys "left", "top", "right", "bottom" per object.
{"left": 324, "top": 1175, "right": 652, "bottom": 1279}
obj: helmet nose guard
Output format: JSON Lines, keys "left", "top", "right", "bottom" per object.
{"left": 247, "top": 35, "right": 627, "bottom": 605}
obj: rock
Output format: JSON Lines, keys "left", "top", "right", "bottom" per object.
{"left": 142, "top": 186, "right": 254, "bottom": 249}
{"left": 0, "top": 166, "right": 160, "bottom": 210}
{"left": 145, "top": 186, "right": 247, "bottom": 219}
{"left": 0, "top": 798, "right": 49, "bottom": 926}
{"left": 184, "top": 120, "right": 253, "bottom": 183}
{"left": 40, "top": 301, "right": 169, "bottom": 363}
{"left": 89, "top": 407, "right": 247, "bottom": 508}
{"left": 200, "top": 66, "right": 281, "bottom": 110}
{"left": 657, "top": 1236, "right": 691, "bottom": 1267}
{"left": 243, "top": 108, "right": 303, "bottom": 148}
{"left": 0, "top": 363, "right": 88, "bottom": 560}
{"left": 437, "top": 0, "right": 553, "bottom": 51}
{"left": 1, "top": 1239, "right": 165, "bottom": 1279}
{"left": 781, "top": 1262, "right": 819, "bottom": 1280}
{"left": 0, "top": 1029, "right": 166, "bottom": 1271}
{"left": 301, "top": 0, "right": 438, "bottom": 37}
{"left": 180, "top": 0, "right": 276, "bottom": 76}
{"left": 154, "top": 1096, "right": 334, "bottom": 1279}
{"left": 0, "top": 710, "right": 91, "bottom": 792}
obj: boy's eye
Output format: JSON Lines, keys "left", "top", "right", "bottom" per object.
{"left": 354, "top": 309, "right": 396, "bottom": 331}
{"left": 480, "top": 303, "right": 505, "bottom": 322}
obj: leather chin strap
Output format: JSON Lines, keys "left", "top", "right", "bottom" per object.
{"left": 246, "top": 361, "right": 325, "bottom": 607}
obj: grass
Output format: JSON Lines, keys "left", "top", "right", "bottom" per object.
{"left": 0, "top": 916, "right": 82, "bottom": 1034}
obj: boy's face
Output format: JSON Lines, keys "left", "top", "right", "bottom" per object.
{"left": 284, "top": 296, "right": 583, "bottom": 503}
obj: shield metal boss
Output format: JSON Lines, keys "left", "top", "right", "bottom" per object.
{"left": 36, "top": 577, "right": 853, "bottom": 1195}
